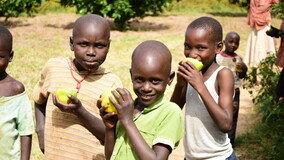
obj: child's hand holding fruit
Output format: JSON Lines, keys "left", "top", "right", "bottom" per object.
{"left": 98, "top": 88, "right": 134, "bottom": 128}
{"left": 177, "top": 58, "right": 205, "bottom": 91}
{"left": 52, "top": 88, "right": 82, "bottom": 114}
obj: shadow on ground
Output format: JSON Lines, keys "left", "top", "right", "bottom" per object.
{"left": 208, "top": 12, "right": 247, "bottom": 17}
{"left": 0, "top": 20, "right": 31, "bottom": 28}
{"left": 45, "top": 19, "right": 170, "bottom": 32}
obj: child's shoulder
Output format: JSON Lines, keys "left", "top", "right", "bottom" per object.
{"left": 42, "top": 57, "right": 70, "bottom": 72}
{"left": 5, "top": 76, "right": 25, "bottom": 96}
{"left": 216, "top": 66, "right": 234, "bottom": 83}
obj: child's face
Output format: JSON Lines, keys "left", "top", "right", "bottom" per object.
{"left": 131, "top": 56, "right": 172, "bottom": 107}
{"left": 224, "top": 34, "right": 239, "bottom": 53}
{"left": 71, "top": 23, "right": 110, "bottom": 72}
{"left": 184, "top": 28, "right": 222, "bottom": 68}
{"left": 0, "top": 38, "right": 12, "bottom": 74}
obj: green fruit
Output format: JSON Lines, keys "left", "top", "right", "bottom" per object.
{"left": 56, "top": 88, "right": 77, "bottom": 104}
{"left": 101, "top": 88, "right": 118, "bottom": 113}
{"left": 183, "top": 57, "right": 204, "bottom": 71}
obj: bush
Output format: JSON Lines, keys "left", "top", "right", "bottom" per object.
{"left": 242, "top": 53, "right": 284, "bottom": 159}
{"left": 0, "top": 0, "right": 42, "bottom": 21}
{"left": 59, "top": 0, "right": 178, "bottom": 30}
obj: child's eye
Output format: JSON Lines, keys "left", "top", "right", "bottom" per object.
{"left": 151, "top": 79, "right": 161, "bottom": 85}
{"left": 134, "top": 78, "right": 143, "bottom": 83}
{"left": 184, "top": 43, "right": 190, "bottom": 50}
{"left": 96, "top": 43, "right": 107, "bottom": 49}
{"left": 78, "top": 42, "right": 88, "bottom": 47}
{"left": 197, "top": 47, "right": 206, "bottom": 51}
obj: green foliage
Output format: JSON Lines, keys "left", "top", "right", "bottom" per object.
{"left": 242, "top": 53, "right": 284, "bottom": 159}
{"left": 36, "top": 0, "right": 75, "bottom": 14}
{"left": 228, "top": 0, "right": 249, "bottom": 8}
{"left": 271, "top": 0, "right": 284, "bottom": 19}
{"left": 0, "top": 0, "right": 42, "bottom": 21}
{"left": 59, "top": 0, "right": 178, "bottom": 30}
{"left": 169, "top": 0, "right": 247, "bottom": 14}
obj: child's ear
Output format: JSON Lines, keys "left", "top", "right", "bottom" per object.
{"left": 70, "top": 36, "right": 74, "bottom": 51}
{"left": 9, "top": 50, "right": 14, "bottom": 62}
{"left": 215, "top": 41, "right": 223, "bottom": 53}
{"left": 168, "top": 71, "right": 175, "bottom": 85}
{"left": 129, "top": 68, "right": 133, "bottom": 80}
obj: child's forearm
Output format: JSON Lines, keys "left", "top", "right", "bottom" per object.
{"left": 34, "top": 102, "right": 46, "bottom": 153}
{"left": 197, "top": 85, "right": 233, "bottom": 132}
{"left": 121, "top": 120, "right": 167, "bottom": 160}
{"left": 20, "top": 135, "right": 32, "bottom": 160}
{"left": 105, "top": 128, "right": 116, "bottom": 160}
{"left": 75, "top": 107, "right": 105, "bottom": 143}
{"left": 170, "top": 84, "right": 187, "bottom": 108}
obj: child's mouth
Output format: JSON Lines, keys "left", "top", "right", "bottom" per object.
{"left": 84, "top": 60, "right": 97, "bottom": 66}
{"left": 140, "top": 94, "right": 155, "bottom": 101}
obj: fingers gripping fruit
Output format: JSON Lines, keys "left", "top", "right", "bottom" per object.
{"left": 101, "top": 88, "right": 118, "bottom": 113}
{"left": 183, "top": 57, "right": 204, "bottom": 71}
{"left": 56, "top": 88, "right": 77, "bottom": 103}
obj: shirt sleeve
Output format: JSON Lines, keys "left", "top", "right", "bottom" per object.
{"left": 153, "top": 105, "right": 184, "bottom": 150}
{"left": 32, "top": 60, "right": 51, "bottom": 104}
{"left": 17, "top": 93, "right": 35, "bottom": 136}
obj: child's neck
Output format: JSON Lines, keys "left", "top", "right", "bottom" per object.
{"left": 0, "top": 72, "right": 8, "bottom": 81}
{"left": 223, "top": 50, "right": 235, "bottom": 56}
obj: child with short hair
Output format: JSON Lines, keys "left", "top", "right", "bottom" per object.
{"left": 216, "top": 32, "right": 248, "bottom": 146}
{"left": 0, "top": 25, "right": 35, "bottom": 159}
{"left": 99, "top": 40, "right": 184, "bottom": 160}
{"left": 33, "top": 14, "right": 122, "bottom": 159}
{"left": 171, "top": 17, "right": 237, "bottom": 159}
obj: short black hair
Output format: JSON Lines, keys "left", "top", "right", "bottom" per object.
{"left": 225, "top": 31, "right": 240, "bottom": 40}
{"left": 73, "top": 14, "right": 110, "bottom": 39}
{"left": 187, "top": 17, "right": 223, "bottom": 43}
{"left": 0, "top": 25, "right": 13, "bottom": 52}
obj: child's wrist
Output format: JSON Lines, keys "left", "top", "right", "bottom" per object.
{"left": 120, "top": 117, "right": 133, "bottom": 126}
{"left": 73, "top": 106, "right": 85, "bottom": 116}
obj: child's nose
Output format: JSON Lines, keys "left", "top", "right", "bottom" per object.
{"left": 185, "top": 50, "right": 198, "bottom": 58}
{"left": 87, "top": 47, "right": 96, "bottom": 55}
{"left": 141, "top": 82, "right": 152, "bottom": 92}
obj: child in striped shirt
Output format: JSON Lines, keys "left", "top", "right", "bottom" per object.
{"left": 33, "top": 14, "right": 122, "bottom": 159}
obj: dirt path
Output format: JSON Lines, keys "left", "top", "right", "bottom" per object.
{"left": 169, "top": 88, "right": 256, "bottom": 160}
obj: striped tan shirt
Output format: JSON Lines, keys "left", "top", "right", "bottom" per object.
{"left": 33, "top": 58, "right": 122, "bottom": 160}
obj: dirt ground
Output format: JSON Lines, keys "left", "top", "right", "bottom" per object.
{"left": 169, "top": 88, "right": 256, "bottom": 160}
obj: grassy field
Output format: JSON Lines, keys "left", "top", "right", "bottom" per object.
{"left": 1, "top": 4, "right": 282, "bottom": 159}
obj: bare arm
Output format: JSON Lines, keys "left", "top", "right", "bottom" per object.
{"left": 197, "top": 69, "right": 234, "bottom": 132}
{"left": 34, "top": 102, "right": 46, "bottom": 153}
{"left": 98, "top": 102, "right": 118, "bottom": 160}
{"left": 170, "top": 82, "right": 187, "bottom": 109}
{"left": 105, "top": 128, "right": 116, "bottom": 160}
{"left": 170, "top": 61, "right": 188, "bottom": 108}
{"left": 178, "top": 62, "right": 234, "bottom": 132}
{"left": 20, "top": 135, "right": 32, "bottom": 160}
{"left": 52, "top": 94, "right": 105, "bottom": 143}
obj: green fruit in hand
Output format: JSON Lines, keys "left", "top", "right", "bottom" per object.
{"left": 56, "top": 88, "right": 77, "bottom": 104}
{"left": 101, "top": 88, "right": 118, "bottom": 113}
{"left": 183, "top": 57, "right": 204, "bottom": 71}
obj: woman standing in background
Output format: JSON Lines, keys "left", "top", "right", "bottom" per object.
{"left": 245, "top": 0, "right": 279, "bottom": 67}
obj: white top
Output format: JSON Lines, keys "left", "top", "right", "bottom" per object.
{"left": 216, "top": 52, "right": 242, "bottom": 89}
{"left": 184, "top": 66, "right": 233, "bottom": 160}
